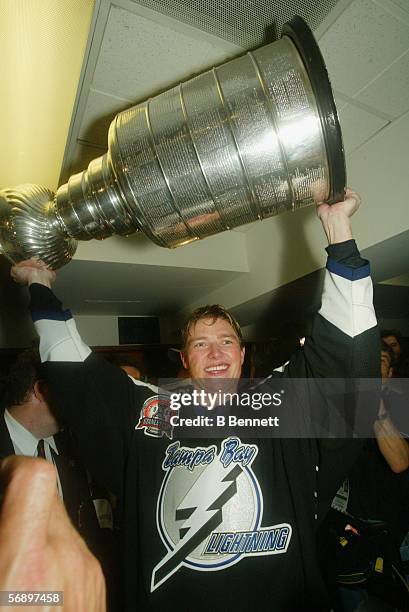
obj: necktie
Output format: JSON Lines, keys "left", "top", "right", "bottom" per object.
{"left": 37, "top": 442, "right": 63, "bottom": 498}
{"left": 36, "top": 438, "right": 46, "bottom": 459}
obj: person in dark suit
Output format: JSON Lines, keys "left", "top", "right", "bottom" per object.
{"left": 0, "top": 348, "right": 120, "bottom": 611}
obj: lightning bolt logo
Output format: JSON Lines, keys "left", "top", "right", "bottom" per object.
{"left": 151, "top": 458, "right": 243, "bottom": 591}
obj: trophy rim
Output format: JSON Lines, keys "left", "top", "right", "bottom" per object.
{"left": 282, "top": 15, "right": 346, "bottom": 205}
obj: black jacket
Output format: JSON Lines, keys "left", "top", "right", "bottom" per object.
{"left": 0, "top": 414, "right": 99, "bottom": 535}
{"left": 0, "top": 413, "right": 120, "bottom": 610}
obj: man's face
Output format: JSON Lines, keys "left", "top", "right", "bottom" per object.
{"left": 181, "top": 317, "right": 245, "bottom": 380}
{"left": 33, "top": 381, "right": 60, "bottom": 437}
{"left": 382, "top": 335, "right": 401, "bottom": 358}
{"left": 381, "top": 350, "right": 392, "bottom": 381}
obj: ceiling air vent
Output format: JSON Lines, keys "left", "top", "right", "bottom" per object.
{"left": 134, "top": 0, "right": 340, "bottom": 48}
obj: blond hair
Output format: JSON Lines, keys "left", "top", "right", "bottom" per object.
{"left": 181, "top": 305, "right": 243, "bottom": 349}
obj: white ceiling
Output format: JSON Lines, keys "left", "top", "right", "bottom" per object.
{"left": 319, "top": 0, "right": 409, "bottom": 152}
{"left": 63, "top": 0, "right": 409, "bottom": 175}
{"left": 52, "top": 259, "right": 245, "bottom": 316}
{"left": 381, "top": 273, "right": 409, "bottom": 287}
{"left": 2, "top": 0, "right": 409, "bottom": 339}
{"left": 61, "top": 0, "right": 243, "bottom": 179}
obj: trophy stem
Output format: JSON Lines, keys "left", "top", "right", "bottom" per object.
{"left": 55, "top": 152, "right": 141, "bottom": 241}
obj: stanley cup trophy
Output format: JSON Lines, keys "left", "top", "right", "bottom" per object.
{"left": 0, "top": 17, "right": 345, "bottom": 270}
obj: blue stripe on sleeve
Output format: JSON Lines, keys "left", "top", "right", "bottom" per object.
{"left": 326, "top": 258, "right": 370, "bottom": 281}
{"left": 31, "top": 309, "right": 73, "bottom": 323}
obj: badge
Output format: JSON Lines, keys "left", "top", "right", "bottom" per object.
{"left": 136, "top": 395, "right": 173, "bottom": 439}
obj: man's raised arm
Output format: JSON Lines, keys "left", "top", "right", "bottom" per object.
{"left": 287, "top": 188, "right": 379, "bottom": 380}
{"left": 10, "top": 260, "right": 158, "bottom": 496}
{"left": 12, "top": 259, "right": 92, "bottom": 362}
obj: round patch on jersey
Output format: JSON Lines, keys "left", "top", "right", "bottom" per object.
{"left": 136, "top": 394, "right": 173, "bottom": 439}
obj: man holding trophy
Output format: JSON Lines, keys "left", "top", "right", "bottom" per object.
{"left": 0, "top": 16, "right": 381, "bottom": 611}
{"left": 9, "top": 186, "right": 380, "bottom": 611}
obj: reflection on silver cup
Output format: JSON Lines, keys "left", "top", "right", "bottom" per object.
{"left": 0, "top": 16, "right": 345, "bottom": 269}
{"left": 0, "top": 185, "right": 77, "bottom": 269}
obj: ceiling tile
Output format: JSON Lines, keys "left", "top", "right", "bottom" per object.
{"left": 78, "top": 89, "right": 133, "bottom": 147}
{"left": 337, "top": 102, "right": 388, "bottom": 154}
{"left": 66, "top": 141, "right": 106, "bottom": 178}
{"left": 387, "top": 0, "right": 409, "bottom": 16}
{"left": 355, "top": 50, "right": 409, "bottom": 118}
{"left": 319, "top": 0, "right": 409, "bottom": 97}
{"left": 333, "top": 91, "right": 349, "bottom": 112}
{"left": 56, "top": 260, "right": 244, "bottom": 316}
{"left": 381, "top": 272, "right": 409, "bottom": 287}
{"left": 92, "top": 4, "right": 241, "bottom": 102}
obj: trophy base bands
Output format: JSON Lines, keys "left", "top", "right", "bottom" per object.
{"left": 0, "top": 591, "right": 63, "bottom": 606}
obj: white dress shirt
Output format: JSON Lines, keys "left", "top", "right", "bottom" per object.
{"left": 4, "top": 409, "right": 63, "bottom": 498}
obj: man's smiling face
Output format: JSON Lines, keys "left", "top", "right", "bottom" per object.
{"left": 181, "top": 317, "right": 245, "bottom": 380}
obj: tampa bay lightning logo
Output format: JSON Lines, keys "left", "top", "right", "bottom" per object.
{"left": 152, "top": 437, "right": 292, "bottom": 591}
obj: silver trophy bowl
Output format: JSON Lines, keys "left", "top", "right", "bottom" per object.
{"left": 0, "top": 16, "right": 345, "bottom": 269}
